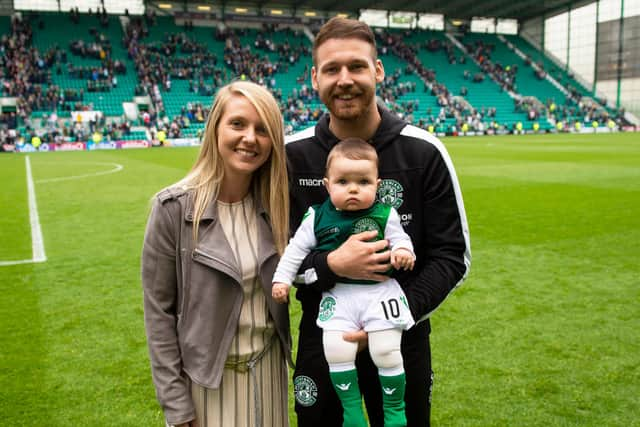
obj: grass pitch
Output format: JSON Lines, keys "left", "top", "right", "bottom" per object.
{"left": 1, "top": 132, "right": 638, "bottom": 426}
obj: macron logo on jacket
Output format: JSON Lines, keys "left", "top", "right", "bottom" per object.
{"left": 298, "top": 178, "right": 324, "bottom": 187}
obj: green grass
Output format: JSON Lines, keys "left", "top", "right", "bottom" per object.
{"left": 0, "top": 156, "right": 30, "bottom": 260}
{"left": 1, "top": 132, "right": 639, "bottom": 426}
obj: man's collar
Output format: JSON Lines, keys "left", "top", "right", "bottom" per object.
{"left": 317, "top": 103, "right": 406, "bottom": 148}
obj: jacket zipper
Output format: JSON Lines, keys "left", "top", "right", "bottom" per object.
{"left": 192, "top": 247, "right": 232, "bottom": 268}
{"left": 192, "top": 248, "right": 242, "bottom": 281}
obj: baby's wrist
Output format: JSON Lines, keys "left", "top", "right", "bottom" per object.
{"left": 273, "top": 282, "right": 291, "bottom": 288}
{"left": 393, "top": 248, "right": 414, "bottom": 256}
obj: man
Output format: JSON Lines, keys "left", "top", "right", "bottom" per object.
{"left": 286, "top": 17, "right": 471, "bottom": 426}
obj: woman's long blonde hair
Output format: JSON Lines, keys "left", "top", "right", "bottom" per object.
{"left": 175, "top": 81, "right": 289, "bottom": 254}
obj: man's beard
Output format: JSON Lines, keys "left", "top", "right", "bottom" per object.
{"left": 326, "top": 89, "right": 374, "bottom": 121}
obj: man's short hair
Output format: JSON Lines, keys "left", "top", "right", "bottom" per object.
{"left": 326, "top": 137, "right": 379, "bottom": 175}
{"left": 312, "top": 17, "right": 377, "bottom": 66}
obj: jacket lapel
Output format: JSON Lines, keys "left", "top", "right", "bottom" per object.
{"left": 187, "top": 192, "right": 278, "bottom": 284}
{"left": 187, "top": 194, "right": 243, "bottom": 284}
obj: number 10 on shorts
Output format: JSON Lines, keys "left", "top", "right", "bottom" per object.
{"left": 380, "top": 298, "right": 401, "bottom": 319}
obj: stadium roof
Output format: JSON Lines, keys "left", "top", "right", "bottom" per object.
{"left": 202, "top": 0, "right": 592, "bottom": 22}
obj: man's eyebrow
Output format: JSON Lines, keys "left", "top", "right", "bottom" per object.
{"left": 319, "top": 60, "right": 338, "bottom": 69}
{"left": 320, "top": 58, "right": 368, "bottom": 69}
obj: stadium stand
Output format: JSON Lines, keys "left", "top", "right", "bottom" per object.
{"left": 397, "top": 28, "right": 529, "bottom": 131}
{"left": 0, "top": 10, "right": 632, "bottom": 150}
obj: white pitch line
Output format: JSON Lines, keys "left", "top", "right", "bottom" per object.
{"left": 36, "top": 162, "right": 124, "bottom": 183}
{"left": 0, "top": 258, "right": 42, "bottom": 267}
{"left": 0, "top": 156, "right": 47, "bottom": 267}
{"left": 27, "top": 156, "right": 46, "bottom": 262}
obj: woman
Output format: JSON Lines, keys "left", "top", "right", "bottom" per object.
{"left": 141, "top": 81, "right": 291, "bottom": 427}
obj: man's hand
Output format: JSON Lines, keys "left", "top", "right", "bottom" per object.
{"left": 327, "top": 230, "right": 391, "bottom": 282}
{"left": 391, "top": 248, "right": 415, "bottom": 271}
{"left": 343, "top": 330, "right": 368, "bottom": 353}
{"left": 272, "top": 282, "right": 290, "bottom": 303}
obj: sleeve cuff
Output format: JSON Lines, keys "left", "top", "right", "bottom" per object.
{"left": 293, "top": 251, "right": 340, "bottom": 291}
{"left": 315, "top": 251, "right": 341, "bottom": 291}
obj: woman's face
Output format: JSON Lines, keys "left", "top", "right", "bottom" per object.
{"left": 216, "top": 94, "right": 273, "bottom": 181}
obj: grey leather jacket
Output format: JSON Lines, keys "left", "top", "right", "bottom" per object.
{"left": 141, "top": 187, "right": 292, "bottom": 425}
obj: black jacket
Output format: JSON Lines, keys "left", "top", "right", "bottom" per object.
{"left": 285, "top": 107, "right": 471, "bottom": 328}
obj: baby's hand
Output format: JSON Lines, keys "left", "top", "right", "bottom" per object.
{"left": 272, "top": 282, "right": 290, "bottom": 303}
{"left": 391, "top": 248, "right": 415, "bottom": 271}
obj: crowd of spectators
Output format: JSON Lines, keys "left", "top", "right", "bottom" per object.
{"left": 378, "top": 71, "right": 419, "bottom": 122}
{"left": 274, "top": 80, "right": 321, "bottom": 132}
{"left": 0, "top": 126, "right": 19, "bottom": 146}
{"left": 515, "top": 96, "right": 545, "bottom": 120}
{"left": 123, "top": 20, "right": 299, "bottom": 117}
{"left": 424, "top": 38, "right": 466, "bottom": 66}
{"left": 14, "top": 85, "right": 94, "bottom": 115}
{"left": 67, "top": 30, "right": 127, "bottom": 88}
{"left": 380, "top": 69, "right": 418, "bottom": 103}
{"left": 0, "top": 110, "right": 136, "bottom": 148}
{"left": 2, "top": 13, "right": 633, "bottom": 145}
{"left": 511, "top": 91, "right": 629, "bottom": 127}
{"left": 252, "top": 27, "right": 311, "bottom": 67}
{"left": 140, "top": 33, "right": 217, "bottom": 82}
{"left": 138, "top": 102, "right": 210, "bottom": 141}
{"left": 0, "top": 112, "right": 19, "bottom": 130}
{"left": 281, "top": 99, "right": 323, "bottom": 133}
{"left": 547, "top": 98, "right": 626, "bottom": 126}
{"left": 377, "top": 30, "right": 438, "bottom": 86}
{"left": 409, "top": 103, "right": 502, "bottom": 135}
{"left": 465, "top": 40, "right": 518, "bottom": 92}
{"left": 218, "top": 28, "right": 283, "bottom": 87}
{"left": 0, "top": 12, "right": 123, "bottom": 121}
{"left": 1, "top": 17, "right": 48, "bottom": 116}
{"left": 374, "top": 29, "right": 493, "bottom": 129}
{"left": 462, "top": 68, "right": 486, "bottom": 83}
{"left": 123, "top": 20, "right": 323, "bottom": 133}
{"left": 123, "top": 17, "right": 167, "bottom": 116}
{"left": 188, "top": 69, "right": 233, "bottom": 97}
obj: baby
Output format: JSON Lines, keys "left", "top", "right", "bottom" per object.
{"left": 273, "top": 138, "right": 415, "bottom": 427}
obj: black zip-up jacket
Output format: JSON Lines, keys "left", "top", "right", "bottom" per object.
{"left": 286, "top": 107, "right": 471, "bottom": 329}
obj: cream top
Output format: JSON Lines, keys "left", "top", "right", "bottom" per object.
{"left": 217, "top": 196, "right": 275, "bottom": 364}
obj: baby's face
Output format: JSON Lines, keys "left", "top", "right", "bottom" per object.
{"left": 324, "top": 157, "right": 379, "bottom": 211}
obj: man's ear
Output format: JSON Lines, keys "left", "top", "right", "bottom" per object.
{"left": 311, "top": 66, "right": 319, "bottom": 91}
{"left": 375, "top": 59, "right": 385, "bottom": 84}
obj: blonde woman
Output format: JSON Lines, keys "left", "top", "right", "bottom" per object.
{"left": 142, "top": 81, "right": 291, "bottom": 427}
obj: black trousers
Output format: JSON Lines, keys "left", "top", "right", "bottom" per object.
{"left": 293, "top": 307, "right": 433, "bottom": 427}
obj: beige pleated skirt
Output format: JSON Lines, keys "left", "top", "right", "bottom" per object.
{"left": 190, "top": 342, "right": 289, "bottom": 427}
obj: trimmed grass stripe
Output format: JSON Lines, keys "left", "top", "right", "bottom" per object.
{"left": 0, "top": 154, "right": 31, "bottom": 261}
